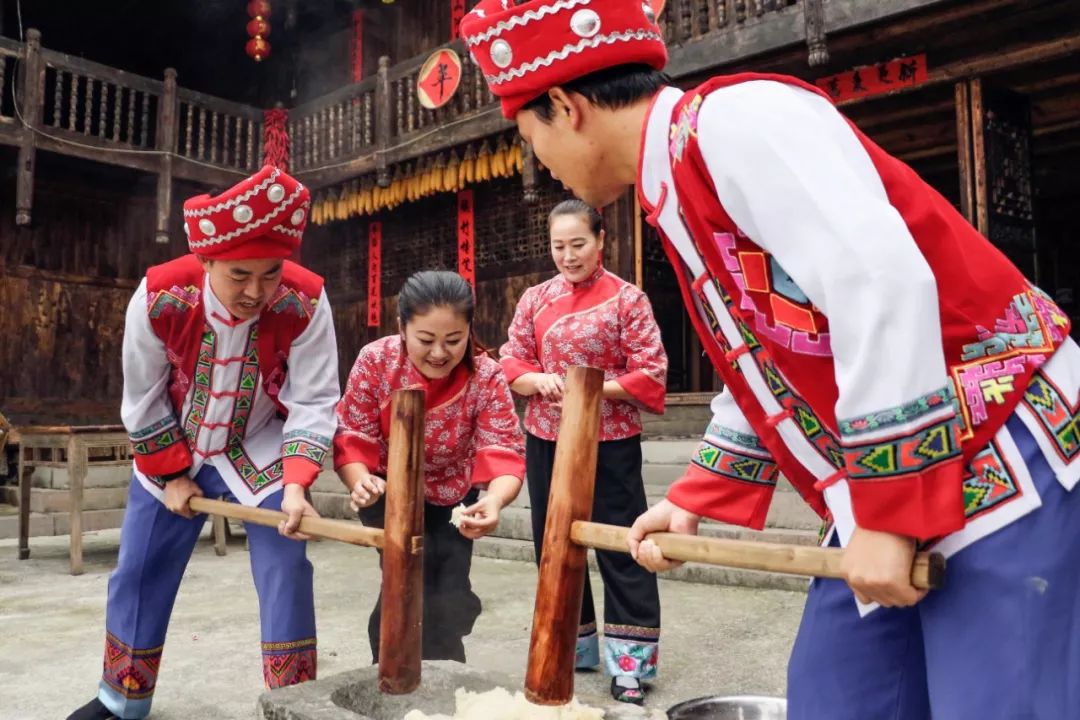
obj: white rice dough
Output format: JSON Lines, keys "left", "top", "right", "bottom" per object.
{"left": 449, "top": 504, "right": 466, "bottom": 528}
{"left": 403, "top": 686, "right": 606, "bottom": 720}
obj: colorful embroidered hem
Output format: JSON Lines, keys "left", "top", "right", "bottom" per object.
{"left": 576, "top": 623, "right": 600, "bottom": 669}
{"left": 1022, "top": 372, "right": 1080, "bottom": 467}
{"left": 262, "top": 637, "right": 317, "bottom": 689}
{"left": 603, "top": 624, "right": 659, "bottom": 680}
{"left": 282, "top": 429, "right": 331, "bottom": 467}
{"left": 101, "top": 632, "right": 163, "bottom": 701}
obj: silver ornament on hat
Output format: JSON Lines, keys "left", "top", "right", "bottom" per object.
{"left": 642, "top": 2, "right": 657, "bottom": 24}
{"left": 490, "top": 39, "right": 513, "bottom": 69}
{"left": 267, "top": 183, "right": 286, "bottom": 203}
{"left": 571, "top": 9, "right": 601, "bottom": 38}
{"left": 290, "top": 209, "right": 305, "bottom": 226}
{"left": 199, "top": 218, "right": 216, "bottom": 236}
{"left": 232, "top": 204, "right": 253, "bottom": 223}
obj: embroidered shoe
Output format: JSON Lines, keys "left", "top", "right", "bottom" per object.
{"left": 611, "top": 676, "right": 646, "bottom": 705}
{"left": 66, "top": 698, "right": 119, "bottom": 720}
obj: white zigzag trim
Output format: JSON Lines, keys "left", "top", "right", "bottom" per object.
{"left": 486, "top": 29, "right": 662, "bottom": 85}
{"left": 271, "top": 225, "right": 304, "bottom": 239}
{"left": 189, "top": 185, "right": 305, "bottom": 249}
{"left": 464, "top": 0, "right": 591, "bottom": 46}
{"left": 183, "top": 169, "right": 280, "bottom": 218}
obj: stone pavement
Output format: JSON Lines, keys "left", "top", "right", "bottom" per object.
{"left": 0, "top": 527, "right": 806, "bottom": 720}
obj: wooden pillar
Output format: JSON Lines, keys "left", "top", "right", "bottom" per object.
{"left": 634, "top": 193, "right": 643, "bottom": 289}
{"left": 378, "top": 389, "right": 426, "bottom": 695}
{"left": 803, "top": 0, "right": 829, "bottom": 67}
{"left": 522, "top": 142, "right": 539, "bottom": 204}
{"left": 954, "top": 80, "right": 975, "bottom": 224}
{"left": 375, "top": 56, "right": 392, "bottom": 188}
{"left": 15, "top": 28, "right": 43, "bottom": 227}
{"left": 155, "top": 68, "right": 178, "bottom": 245}
{"left": 66, "top": 435, "right": 87, "bottom": 576}
{"left": 525, "top": 366, "right": 604, "bottom": 706}
{"left": 601, "top": 190, "right": 638, "bottom": 284}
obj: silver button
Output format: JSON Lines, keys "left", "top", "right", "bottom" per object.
{"left": 290, "top": 209, "right": 305, "bottom": 226}
{"left": 642, "top": 2, "right": 657, "bottom": 24}
{"left": 490, "top": 39, "right": 513, "bottom": 69}
{"left": 199, "top": 219, "right": 216, "bottom": 236}
{"left": 571, "top": 9, "right": 601, "bottom": 38}
{"left": 267, "top": 184, "right": 286, "bottom": 203}
{"left": 232, "top": 204, "right": 254, "bottom": 223}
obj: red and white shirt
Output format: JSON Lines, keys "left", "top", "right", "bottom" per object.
{"left": 334, "top": 335, "right": 526, "bottom": 506}
{"left": 500, "top": 267, "right": 668, "bottom": 442}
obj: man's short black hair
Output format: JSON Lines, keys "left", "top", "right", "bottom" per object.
{"left": 521, "top": 64, "right": 671, "bottom": 122}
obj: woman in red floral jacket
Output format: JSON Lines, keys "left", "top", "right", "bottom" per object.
{"left": 334, "top": 270, "right": 525, "bottom": 663}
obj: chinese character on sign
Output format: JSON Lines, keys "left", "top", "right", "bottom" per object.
{"left": 367, "top": 222, "right": 382, "bottom": 328}
{"left": 814, "top": 54, "right": 927, "bottom": 102}
{"left": 457, "top": 189, "right": 475, "bottom": 287}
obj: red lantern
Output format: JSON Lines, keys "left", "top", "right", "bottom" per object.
{"left": 246, "top": 36, "right": 271, "bottom": 62}
{"left": 246, "top": 0, "right": 272, "bottom": 62}
{"left": 247, "top": 0, "right": 272, "bottom": 19}
{"left": 246, "top": 18, "right": 271, "bottom": 38}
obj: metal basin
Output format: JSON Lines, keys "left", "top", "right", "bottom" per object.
{"left": 667, "top": 695, "right": 787, "bottom": 720}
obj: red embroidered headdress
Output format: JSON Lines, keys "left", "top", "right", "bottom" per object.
{"left": 460, "top": 0, "right": 668, "bottom": 118}
{"left": 182, "top": 165, "right": 310, "bottom": 260}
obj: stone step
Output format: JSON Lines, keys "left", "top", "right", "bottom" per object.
{"left": 0, "top": 505, "right": 52, "bottom": 539}
{"left": 22, "top": 486, "right": 129, "bottom": 514}
{"left": 28, "top": 466, "right": 132, "bottom": 490}
{"left": 641, "top": 439, "right": 701, "bottom": 465}
{"left": 0, "top": 505, "right": 127, "bottom": 539}
{"left": 472, "top": 536, "right": 810, "bottom": 593}
{"left": 641, "top": 401, "right": 714, "bottom": 439}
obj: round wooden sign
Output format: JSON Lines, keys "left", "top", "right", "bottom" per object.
{"left": 417, "top": 48, "right": 463, "bottom": 110}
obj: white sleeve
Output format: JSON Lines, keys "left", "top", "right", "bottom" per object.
{"left": 696, "top": 80, "right": 951, "bottom": 424}
{"left": 122, "top": 278, "right": 193, "bottom": 475}
{"left": 278, "top": 288, "right": 341, "bottom": 487}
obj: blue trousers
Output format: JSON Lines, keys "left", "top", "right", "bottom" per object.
{"left": 97, "top": 466, "right": 316, "bottom": 719}
{"left": 788, "top": 416, "right": 1080, "bottom": 719}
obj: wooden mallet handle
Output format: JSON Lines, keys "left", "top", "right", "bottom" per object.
{"left": 378, "top": 389, "right": 427, "bottom": 695}
{"left": 525, "top": 367, "right": 605, "bottom": 707}
{"left": 571, "top": 521, "right": 945, "bottom": 590}
{"left": 188, "top": 496, "right": 384, "bottom": 548}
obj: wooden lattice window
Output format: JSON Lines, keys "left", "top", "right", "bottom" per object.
{"left": 474, "top": 173, "right": 566, "bottom": 280}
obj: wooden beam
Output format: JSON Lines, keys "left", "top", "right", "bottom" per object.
{"left": 156, "top": 69, "right": 178, "bottom": 245}
{"left": 804, "top": 0, "right": 829, "bottom": 66}
{"left": 15, "top": 29, "right": 43, "bottom": 226}
{"left": 839, "top": 34, "right": 1080, "bottom": 108}
{"left": 375, "top": 56, "right": 391, "bottom": 187}
{"left": 522, "top": 141, "right": 539, "bottom": 203}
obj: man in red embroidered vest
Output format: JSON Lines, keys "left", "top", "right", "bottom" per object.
{"left": 462, "top": 2, "right": 1080, "bottom": 718}
{"left": 70, "top": 166, "right": 339, "bottom": 720}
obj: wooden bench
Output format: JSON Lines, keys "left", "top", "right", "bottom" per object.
{"left": 16, "top": 425, "right": 229, "bottom": 574}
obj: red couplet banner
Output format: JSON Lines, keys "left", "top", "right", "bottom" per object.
{"left": 367, "top": 221, "right": 382, "bottom": 328}
{"left": 815, "top": 54, "right": 928, "bottom": 103}
{"left": 457, "top": 190, "right": 475, "bottom": 286}
{"left": 450, "top": 0, "right": 466, "bottom": 40}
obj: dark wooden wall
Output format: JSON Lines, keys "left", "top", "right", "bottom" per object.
{"left": 0, "top": 152, "right": 195, "bottom": 424}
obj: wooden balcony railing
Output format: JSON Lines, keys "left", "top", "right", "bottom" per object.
{"left": 289, "top": 0, "right": 816, "bottom": 188}
{"left": 0, "top": 28, "right": 267, "bottom": 233}
{"left": 2, "top": 0, "right": 822, "bottom": 213}
{"left": 661, "top": 0, "right": 799, "bottom": 47}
